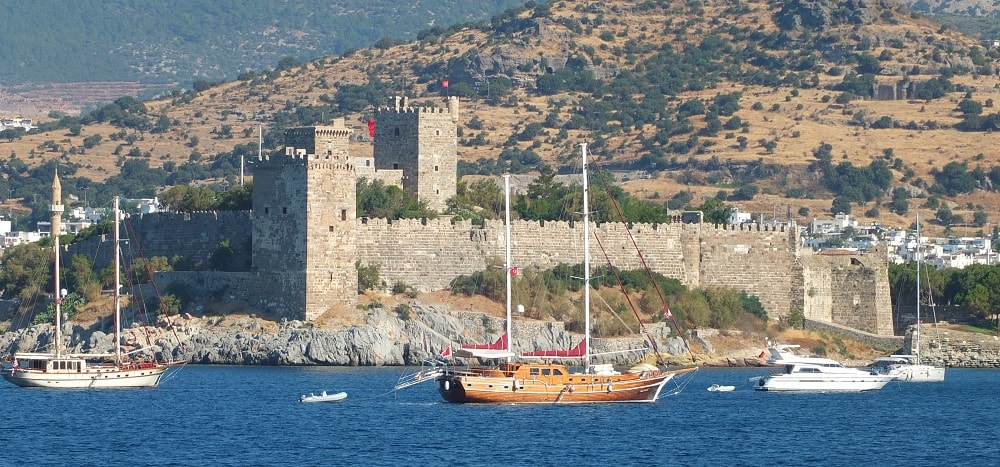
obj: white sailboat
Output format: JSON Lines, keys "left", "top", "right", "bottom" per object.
{"left": 3, "top": 175, "right": 171, "bottom": 388}
{"left": 875, "top": 214, "right": 945, "bottom": 382}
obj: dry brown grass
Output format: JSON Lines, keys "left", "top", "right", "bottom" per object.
{"left": 2, "top": 1, "right": 998, "bottom": 238}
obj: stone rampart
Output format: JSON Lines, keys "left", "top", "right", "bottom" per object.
{"left": 66, "top": 211, "right": 252, "bottom": 271}
{"left": 696, "top": 222, "right": 799, "bottom": 318}
{"left": 148, "top": 271, "right": 253, "bottom": 304}
{"left": 355, "top": 218, "right": 830, "bottom": 324}
{"left": 69, "top": 210, "right": 892, "bottom": 335}
{"left": 355, "top": 217, "right": 697, "bottom": 290}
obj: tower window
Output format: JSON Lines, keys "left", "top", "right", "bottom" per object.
{"left": 264, "top": 207, "right": 269, "bottom": 215}
{"left": 393, "top": 163, "right": 399, "bottom": 170}
{"left": 394, "top": 128, "right": 400, "bottom": 137}
{"left": 434, "top": 165, "right": 439, "bottom": 172}
{"left": 365, "top": 159, "right": 371, "bottom": 167}
{"left": 435, "top": 129, "right": 441, "bottom": 136}
{"left": 341, "top": 209, "right": 347, "bottom": 221}
{"left": 282, "top": 207, "right": 287, "bottom": 215}
{"left": 329, "top": 226, "right": 335, "bottom": 232}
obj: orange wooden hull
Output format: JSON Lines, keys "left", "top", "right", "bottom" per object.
{"left": 437, "top": 363, "right": 697, "bottom": 404}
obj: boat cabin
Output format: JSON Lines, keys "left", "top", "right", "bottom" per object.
{"left": 12, "top": 353, "right": 87, "bottom": 372}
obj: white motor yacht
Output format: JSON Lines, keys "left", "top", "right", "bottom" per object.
{"left": 755, "top": 344, "right": 894, "bottom": 392}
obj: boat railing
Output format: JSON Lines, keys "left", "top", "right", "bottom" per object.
{"left": 394, "top": 360, "right": 447, "bottom": 390}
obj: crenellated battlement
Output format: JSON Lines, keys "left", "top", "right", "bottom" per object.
{"left": 375, "top": 96, "right": 459, "bottom": 118}
{"left": 375, "top": 105, "right": 453, "bottom": 115}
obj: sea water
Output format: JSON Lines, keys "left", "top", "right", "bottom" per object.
{"left": 1, "top": 365, "right": 996, "bottom": 466}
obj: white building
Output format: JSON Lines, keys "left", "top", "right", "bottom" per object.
{"left": 115, "top": 198, "right": 160, "bottom": 214}
{"left": 3, "top": 231, "right": 43, "bottom": 248}
{"left": 728, "top": 207, "right": 752, "bottom": 225}
{"left": 0, "top": 117, "right": 33, "bottom": 132}
{"left": 68, "top": 206, "right": 109, "bottom": 223}
{"left": 809, "top": 213, "right": 857, "bottom": 235}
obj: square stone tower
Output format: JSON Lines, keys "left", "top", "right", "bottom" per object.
{"left": 251, "top": 121, "right": 357, "bottom": 321}
{"left": 373, "top": 96, "right": 458, "bottom": 211}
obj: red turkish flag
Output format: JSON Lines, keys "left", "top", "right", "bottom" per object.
{"left": 367, "top": 118, "right": 375, "bottom": 138}
{"left": 510, "top": 267, "right": 518, "bottom": 276}
{"left": 440, "top": 345, "right": 452, "bottom": 358}
{"left": 441, "top": 79, "right": 449, "bottom": 88}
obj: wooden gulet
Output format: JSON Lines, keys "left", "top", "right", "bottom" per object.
{"left": 435, "top": 144, "right": 696, "bottom": 404}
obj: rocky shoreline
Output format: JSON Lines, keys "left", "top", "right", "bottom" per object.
{"left": 3, "top": 305, "right": 999, "bottom": 368}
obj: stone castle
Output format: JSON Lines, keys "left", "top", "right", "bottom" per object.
{"left": 71, "top": 96, "right": 896, "bottom": 336}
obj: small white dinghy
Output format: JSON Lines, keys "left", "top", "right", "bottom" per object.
{"left": 300, "top": 390, "right": 347, "bottom": 403}
{"left": 707, "top": 384, "right": 736, "bottom": 392}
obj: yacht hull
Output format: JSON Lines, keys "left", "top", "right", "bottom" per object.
{"left": 755, "top": 374, "right": 893, "bottom": 392}
{"left": 3, "top": 365, "right": 168, "bottom": 388}
{"left": 891, "top": 364, "right": 945, "bottom": 382}
{"left": 438, "top": 365, "right": 695, "bottom": 403}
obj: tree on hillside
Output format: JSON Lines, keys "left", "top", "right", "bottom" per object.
{"left": 831, "top": 196, "right": 851, "bottom": 215}
{"left": 159, "top": 185, "right": 218, "bottom": 212}
{"left": 0, "top": 128, "right": 24, "bottom": 142}
{"left": 0, "top": 243, "right": 51, "bottom": 300}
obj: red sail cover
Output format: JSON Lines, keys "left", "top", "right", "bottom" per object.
{"left": 521, "top": 339, "right": 587, "bottom": 358}
{"left": 461, "top": 333, "right": 508, "bottom": 350}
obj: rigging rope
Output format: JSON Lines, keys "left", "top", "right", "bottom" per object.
{"left": 591, "top": 162, "right": 695, "bottom": 364}
{"left": 123, "top": 213, "right": 184, "bottom": 352}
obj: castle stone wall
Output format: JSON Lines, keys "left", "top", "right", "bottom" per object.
{"left": 800, "top": 256, "right": 834, "bottom": 322}
{"left": 357, "top": 218, "right": 821, "bottom": 324}
{"left": 75, "top": 209, "right": 895, "bottom": 335}
{"left": 696, "top": 223, "right": 799, "bottom": 318}
{"left": 65, "top": 211, "right": 252, "bottom": 272}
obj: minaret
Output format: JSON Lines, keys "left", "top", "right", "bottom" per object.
{"left": 51, "top": 169, "right": 64, "bottom": 356}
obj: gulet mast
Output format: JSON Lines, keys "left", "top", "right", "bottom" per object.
{"left": 504, "top": 174, "right": 513, "bottom": 361}
{"left": 915, "top": 213, "right": 921, "bottom": 365}
{"left": 114, "top": 197, "right": 123, "bottom": 365}
{"left": 581, "top": 144, "right": 592, "bottom": 370}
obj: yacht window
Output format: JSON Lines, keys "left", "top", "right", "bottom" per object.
{"left": 530, "top": 368, "right": 540, "bottom": 376}
{"left": 542, "top": 369, "right": 551, "bottom": 376}
{"left": 552, "top": 368, "right": 565, "bottom": 376}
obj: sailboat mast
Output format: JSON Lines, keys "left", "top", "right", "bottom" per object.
{"left": 114, "top": 197, "right": 122, "bottom": 364}
{"left": 581, "top": 144, "right": 591, "bottom": 369}
{"left": 51, "top": 169, "right": 64, "bottom": 358}
{"left": 915, "top": 213, "right": 921, "bottom": 365}
{"left": 504, "top": 174, "right": 512, "bottom": 361}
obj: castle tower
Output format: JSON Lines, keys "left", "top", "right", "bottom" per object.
{"left": 373, "top": 96, "right": 458, "bottom": 211}
{"left": 251, "top": 121, "right": 357, "bottom": 321}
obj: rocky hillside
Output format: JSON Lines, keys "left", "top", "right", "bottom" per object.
{"left": 4, "top": 0, "right": 1000, "bottom": 236}
{"left": 903, "top": 0, "right": 1000, "bottom": 16}
{"left": 4, "top": 301, "right": 997, "bottom": 367}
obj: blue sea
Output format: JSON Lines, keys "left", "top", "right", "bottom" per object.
{"left": 1, "top": 366, "right": 996, "bottom": 466}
